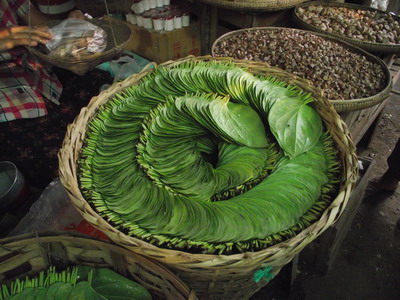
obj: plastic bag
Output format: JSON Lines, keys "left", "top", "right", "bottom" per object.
{"left": 46, "top": 19, "right": 107, "bottom": 59}
{"left": 8, "top": 177, "right": 83, "bottom": 236}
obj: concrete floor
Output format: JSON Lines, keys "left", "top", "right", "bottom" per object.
{"left": 252, "top": 61, "right": 400, "bottom": 300}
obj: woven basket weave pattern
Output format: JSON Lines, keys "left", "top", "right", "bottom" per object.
{"left": 58, "top": 55, "right": 358, "bottom": 299}
{"left": 0, "top": 232, "right": 194, "bottom": 300}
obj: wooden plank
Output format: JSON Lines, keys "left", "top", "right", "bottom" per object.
{"left": 312, "top": 156, "right": 375, "bottom": 273}
{"left": 209, "top": 6, "right": 219, "bottom": 49}
{"left": 343, "top": 99, "right": 389, "bottom": 146}
{"left": 200, "top": 4, "right": 212, "bottom": 55}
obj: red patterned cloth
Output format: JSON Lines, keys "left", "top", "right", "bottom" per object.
{"left": 0, "top": 0, "right": 62, "bottom": 122}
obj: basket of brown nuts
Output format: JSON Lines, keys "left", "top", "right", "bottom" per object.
{"left": 29, "top": 17, "right": 131, "bottom": 76}
{"left": 212, "top": 27, "right": 392, "bottom": 112}
{"left": 195, "top": 0, "right": 309, "bottom": 11}
{"left": 292, "top": 1, "right": 400, "bottom": 54}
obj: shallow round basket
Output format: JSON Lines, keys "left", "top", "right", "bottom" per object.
{"left": 29, "top": 17, "right": 131, "bottom": 76}
{"left": 195, "top": 0, "right": 309, "bottom": 11}
{"left": 59, "top": 55, "right": 358, "bottom": 299}
{"left": 211, "top": 27, "right": 393, "bottom": 113}
{"left": 292, "top": 1, "right": 400, "bottom": 54}
{"left": 0, "top": 232, "right": 195, "bottom": 300}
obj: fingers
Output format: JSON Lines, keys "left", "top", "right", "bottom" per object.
{"left": 0, "top": 38, "right": 38, "bottom": 52}
{"left": 11, "top": 32, "right": 50, "bottom": 45}
{"left": 9, "top": 26, "right": 53, "bottom": 40}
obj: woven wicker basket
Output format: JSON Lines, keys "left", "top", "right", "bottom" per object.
{"left": 0, "top": 232, "right": 195, "bottom": 300}
{"left": 29, "top": 17, "right": 131, "bottom": 76}
{"left": 211, "top": 27, "right": 393, "bottom": 113}
{"left": 59, "top": 55, "right": 358, "bottom": 299}
{"left": 292, "top": 1, "right": 400, "bottom": 54}
{"left": 195, "top": 0, "right": 309, "bottom": 11}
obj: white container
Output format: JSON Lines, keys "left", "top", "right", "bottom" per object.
{"left": 143, "top": 0, "right": 151, "bottom": 11}
{"left": 163, "top": 0, "right": 170, "bottom": 5}
{"left": 131, "top": 14, "right": 137, "bottom": 25}
{"left": 182, "top": 12, "right": 190, "bottom": 27}
{"left": 153, "top": 15, "right": 164, "bottom": 31}
{"left": 164, "top": 15, "right": 174, "bottom": 31}
{"left": 143, "top": 15, "right": 153, "bottom": 29}
{"left": 174, "top": 13, "right": 182, "bottom": 29}
{"left": 131, "top": 0, "right": 144, "bottom": 14}
{"left": 149, "top": 0, "right": 156, "bottom": 9}
{"left": 156, "top": 0, "right": 163, "bottom": 7}
{"left": 136, "top": 14, "right": 144, "bottom": 27}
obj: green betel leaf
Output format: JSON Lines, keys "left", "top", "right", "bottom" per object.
{"left": 67, "top": 281, "right": 106, "bottom": 300}
{"left": 91, "top": 269, "right": 152, "bottom": 300}
{"left": 268, "top": 97, "right": 322, "bottom": 158}
{"left": 209, "top": 98, "right": 268, "bottom": 148}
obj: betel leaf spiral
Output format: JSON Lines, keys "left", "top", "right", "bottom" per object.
{"left": 79, "top": 60, "right": 340, "bottom": 254}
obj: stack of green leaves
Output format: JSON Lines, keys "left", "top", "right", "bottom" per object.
{"left": 79, "top": 60, "right": 340, "bottom": 254}
{"left": 0, "top": 266, "right": 151, "bottom": 300}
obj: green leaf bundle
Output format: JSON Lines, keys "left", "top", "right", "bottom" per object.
{"left": 0, "top": 266, "right": 151, "bottom": 300}
{"left": 79, "top": 60, "right": 340, "bottom": 254}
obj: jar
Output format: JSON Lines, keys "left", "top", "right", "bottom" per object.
{"left": 164, "top": 14, "right": 174, "bottom": 31}
{"left": 136, "top": 14, "right": 144, "bottom": 27}
{"left": 152, "top": 14, "right": 164, "bottom": 31}
{"left": 182, "top": 12, "right": 190, "bottom": 27}
{"left": 131, "top": 0, "right": 144, "bottom": 14}
{"left": 142, "top": 0, "right": 151, "bottom": 11}
{"left": 174, "top": 11, "right": 182, "bottom": 29}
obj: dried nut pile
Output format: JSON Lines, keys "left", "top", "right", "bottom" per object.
{"left": 213, "top": 29, "right": 386, "bottom": 100}
{"left": 297, "top": 5, "right": 400, "bottom": 44}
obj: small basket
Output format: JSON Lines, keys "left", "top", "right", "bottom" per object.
{"left": 211, "top": 27, "right": 393, "bottom": 113}
{"left": 29, "top": 17, "right": 132, "bottom": 76}
{"left": 59, "top": 55, "right": 358, "bottom": 299}
{"left": 0, "top": 232, "right": 195, "bottom": 300}
{"left": 292, "top": 1, "right": 400, "bottom": 54}
{"left": 195, "top": 0, "right": 310, "bottom": 11}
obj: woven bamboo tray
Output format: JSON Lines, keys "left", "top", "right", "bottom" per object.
{"left": 0, "top": 232, "right": 195, "bottom": 300}
{"left": 292, "top": 1, "right": 400, "bottom": 54}
{"left": 59, "top": 55, "right": 358, "bottom": 299}
{"left": 195, "top": 0, "right": 309, "bottom": 11}
{"left": 29, "top": 17, "right": 131, "bottom": 76}
{"left": 211, "top": 27, "right": 393, "bottom": 113}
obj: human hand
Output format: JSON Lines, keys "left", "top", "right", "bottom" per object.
{"left": 0, "top": 26, "right": 52, "bottom": 52}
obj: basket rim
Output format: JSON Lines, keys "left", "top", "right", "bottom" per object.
{"left": 58, "top": 55, "right": 358, "bottom": 266}
{"left": 211, "top": 26, "right": 393, "bottom": 112}
{"left": 195, "top": 0, "right": 309, "bottom": 11}
{"left": 0, "top": 231, "right": 195, "bottom": 299}
{"left": 292, "top": 1, "right": 400, "bottom": 54}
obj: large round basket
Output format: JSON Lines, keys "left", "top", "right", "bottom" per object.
{"left": 195, "top": 0, "right": 310, "bottom": 11}
{"left": 0, "top": 232, "right": 195, "bottom": 300}
{"left": 59, "top": 55, "right": 358, "bottom": 299}
{"left": 29, "top": 17, "right": 131, "bottom": 76}
{"left": 211, "top": 27, "right": 393, "bottom": 113}
{"left": 292, "top": 1, "right": 400, "bottom": 54}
